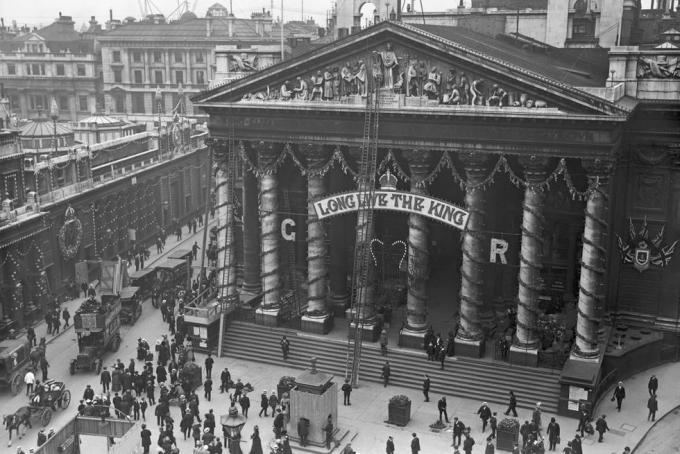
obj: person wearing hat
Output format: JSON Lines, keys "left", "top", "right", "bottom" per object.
{"left": 411, "top": 432, "right": 421, "bottom": 454}
{"left": 477, "top": 402, "right": 492, "bottom": 432}
{"left": 532, "top": 403, "right": 543, "bottom": 435}
{"left": 268, "top": 391, "right": 278, "bottom": 418}
{"left": 386, "top": 436, "right": 395, "bottom": 454}
{"left": 342, "top": 378, "right": 352, "bottom": 405}
{"left": 571, "top": 434, "right": 582, "bottom": 454}
{"left": 257, "top": 391, "right": 268, "bottom": 418}
{"left": 36, "top": 429, "right": 46, "bottom": 447}
{"left": 612, "top": 382, "right": 626, "bottom": 412}
{"left": 379, "top": 329, "right": 388, "bottom": 356}
{"left": 595, "top": 415, "right": 609, "bottom": 442}
{"left": 273, "top": 409, "right": 285, "bottom": 439}
{"left": 250, "top": 425, "right": 263, "bottom": 454}
{"left": 648, "top": 375, "right": 658, "bottom": 396}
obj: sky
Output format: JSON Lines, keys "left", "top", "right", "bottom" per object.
{"left": 0, "top": 0, "right": 660, "bottom": 29}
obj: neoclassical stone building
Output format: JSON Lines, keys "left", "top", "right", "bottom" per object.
{"left": 194, "top": 20, "right": 680, "bottom": 405}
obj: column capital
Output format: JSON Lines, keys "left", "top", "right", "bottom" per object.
{"left": 402, "top": 149, "right": 431, "bottom": 186}
{"left": 459, "top": 152, "right": 490, "bottom": 183}
{"left": 518, "top": 155, "right": 551, "bottom": 184}
{"left": 582, "top": 158, "right": 615, "bottom": 180}
{"left": 212, "top": 139, "right": 230, "bottom": 172}
{"left": 254, "top": 141, "right": 280, "bottom": 167}
{"left": 298, "top": 144, "right": 330, "bottom": 170}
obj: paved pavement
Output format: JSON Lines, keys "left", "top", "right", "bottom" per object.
{"left": 2, "top": 220, "right": 680, "bottom": 453}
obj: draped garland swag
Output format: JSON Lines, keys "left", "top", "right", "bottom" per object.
{"left": 236, "top": 142, "right": 600, "bottom": 199}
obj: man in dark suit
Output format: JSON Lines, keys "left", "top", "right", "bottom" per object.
{"left": 647, "top": 394, "right": 658, "bottom": 421}
{"left": 438, "top": 396, "right": 449, "bottom": 423}
{"left": 341, "top": 379, "right": 352, "bottom": 405}
{"left": 612, "top": 382, "right": 626, "bottom": 411}
{"left": 505, "top": 390, "right": 518, "bottom": 417}
{"left": 410, "top": 433, "right": 420, "bottom": 454}
{"left": 452, "top": 417, "right": 465, "bottom": 448}
{"left": 423, "top": 375, "right": 430, "bottom": 402}
{"left": 477, "top": 402, "right": 492, "bottom": 432}
{"left": 648, "top": 375, "right": 658, "bottom": 396}
{"left": 381, "top": 361, "right": 391, "bottom": 387}
{"left": 547, "top": 417, "right": 560, "bottom": 451}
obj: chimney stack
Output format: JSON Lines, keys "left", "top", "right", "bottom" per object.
{"left": 206, "top": 17, "right": 212, "bottom": 37}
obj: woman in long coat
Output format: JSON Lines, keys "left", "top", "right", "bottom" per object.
{"left": 249, "top": 425, "right": 263, "bottom": 454}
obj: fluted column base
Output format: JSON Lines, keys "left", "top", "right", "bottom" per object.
{"left": 399, "top": 326, "right": 427, "bottom": 349}
{"left": 241, "top": 281, "right": 262, "bottom": 295}
{"left": 454, "top": 336, "right": 484, "bottom": 358}
{"left": 508, "top": 344, "right": 538, "bottom": 367}
{"left": 329, "top": 291, "right": 350, "bottom": 317}
{"left": 255, "top": 306, "right": 281, "bottom": 327}
{"left": 301, "top": 313, "right": 334, "bottom": 334}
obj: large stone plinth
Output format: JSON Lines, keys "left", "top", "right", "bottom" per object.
{"left": 347, "top": 317, "right": 382, "bottom": 342}
{"left": 454, "top": 337, "right": 485, "bottom": 358}
{"left": 255, "top": 307, "right": 280, "bottom": 326}
{"left": 288, "top": 359, "right": 338, "bottom": 448}
{"left": 508, "top": 344, "right": 538, "bottom": 367}
{"left": 301, "top": 314, "right": 334, "bottom": 334}
{"left": 399, "top": 327, "right": 426, "bottom": 349}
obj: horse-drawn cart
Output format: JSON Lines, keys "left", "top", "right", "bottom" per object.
{"left": 30, "top": 379, "right": 72, "bottom": 411}
{"left": 0, "top": 338, "right": 34, "bottom": 395}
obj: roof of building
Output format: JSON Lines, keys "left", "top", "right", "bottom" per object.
{"left": 1, "top": 15, "right": 95, "bottom": 54}
{"left": 76, "top": 113, "right": 130, "bottom": 128}
{"left": 412, "top": 24, "right": 608, "bottom": 87}
{"left": 19, "top": 117, "right": 73, "bottom": 138}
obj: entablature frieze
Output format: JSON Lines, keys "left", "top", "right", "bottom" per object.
{"left": 207, "top": 108, "right": 623, "bottom": 160}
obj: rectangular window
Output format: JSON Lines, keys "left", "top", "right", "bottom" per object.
{"left": 59, "top": 96, "right": 69, "bottom": 111}
{"left": 153, "top": 51, "right": 163, "bottom": 63}
{"left": 29, "top": 95, "right": 46, "bottom": 110}
{"left": 175, "top": 71, "right": 184, "bottom": 85}
{"left": 79, "top": 96, "right": 88, "bottom": 112}
{"left": 134, "top": 70, "right": 143, "bottom": 84}
{"left": 114, "top": 95, "right": 125, "bottom": 113}
{"left": 56, "top": 63, "right": 65, "bottom": 76}
{"left": 30, "top": 63, "right": 44, "bottom": 75}
{"left": 174, "top": 52, "right": 183, "bottom": 63}
{"left": 112, "top": 50, "right": 121, "bottom": 62}
{"left": 195, "top": 52, "right": 204, "bottom": 63}
{"left": 113, "top": 69, "right": 122, "bottom": 83}
{"left": 9, "top": 95, "right": 19, "bottom": 111}
{"left": 196, "top": 70, "right": 205, "bottom": 85}
{"left": 77, "top": 64, "right": 86, "bottom": 76}
{"left": 7, "top": 63, "right": 16, "bottom": 75}
{"left": 154, "top": 70, "right": 163, "bottom": 84}
{"left": 133, "top": 51, "right": 142, "bottom": 63}
{"left": 131, "top": 93, "right": 146, "bottom": 113}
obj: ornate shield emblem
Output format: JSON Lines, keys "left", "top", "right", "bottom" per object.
{"left": 634, "top": 246, "right": 650, "bottom": 272}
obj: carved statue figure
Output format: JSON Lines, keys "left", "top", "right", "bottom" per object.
{"left": 355, "top": 60, "right": 367, "bottom": 96}
{"left": 332, "top": 67, "right": 341, "bottom": 98}
{"left": 323, "top": 69, "right": 334, "bottom": 100}
{"left": 293, "top": 76, "right": 308, "bottom": 100}
{"left": 230, "top": 53, "right": 258, "bottom": 72}
{"left": 471, "top": 78, "right": 485, "bottom": 105}
{"left": 458, "top": 72, "right": 471, "bottom": 105}
{"left": 443, "top": 83, "right": 461, "bottom": 105}
{"left": 310, "top": 71, "right": 324, "bottom": 100}
{"left": 637, "top": 55, "right": 679, "bottom": 79}
{"left": 423, "top": 66, "right": 441, "bottom": 100}
{"left": 373, "top": 42, "right": 399, "bottom": 88}
{"left": 393, "top": 70, "right": 405, "bottom": 94}
{"left": 341, "top": 62, "right": 355, "bottom": 95}
{"left": 487, "top": 84, "right": 507, "bottom": 107}
{"left": 280, "top": 81, "right": 293, "bottom": 100}
{"left": 407, "top": 61, "right": 419, "bottom": 97}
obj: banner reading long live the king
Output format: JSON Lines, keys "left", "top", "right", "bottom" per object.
{"left": 313, "top": 190, "right": 469, "bottom": 231}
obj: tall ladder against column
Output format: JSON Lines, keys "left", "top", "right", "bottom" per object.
{"left": 345, "top": 56, "right": 380, "bottom": 387}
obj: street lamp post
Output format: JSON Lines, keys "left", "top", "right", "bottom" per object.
{"left": 221, "top": 404, "right": 246, "bottom": 454}
{"left": 155, "top": 86, "right": 163, "bottom": 161}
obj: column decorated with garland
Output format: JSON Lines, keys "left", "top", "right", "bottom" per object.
{"left": 241, "top": 148, "right": 261, "bottom": 294}
{"left": 455, "top": 153, "right": 490, "bottom": 357}
{"left": 301, "top": 145, "right": 331, "bottom": 333}
{"left": 399, "top": 149, "right": 431, "bottom": 347}
{"left": 255, "top": 142, "right": 282, "bottom": 326}
{"left": 573, "top": 159, "right": 613, "bottom": 359}
{"left": 510, "top": 155, "right": 549, "bottom": 366}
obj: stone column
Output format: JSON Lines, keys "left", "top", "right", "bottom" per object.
{"left": 573, "top": 160, "right": 612, "bottom": 359}
{"left": 301, "top": 145, "right": 332, "bottom": 334}
{"left": 455, "top": 153, "right": 490, "bottom": 358}
{"left": 213, "top": 139, "right": 238, "bottom": 304}
{"left": 328, "top": 163, "right": 350, "bottom": 316}
{"left": 399, "top": 150, "right": 431, "bottom": 348}
{"left": 255, "top": 142, "right": 281, "bottom": 326}
{"left": 510, "top": 156, "right": 549, "bottom": 366}
{"left": 347, "top": 147, "right": 379, "bottom": 341}
{"left": 241, "top": 149, "right": 261, "bottom": 294}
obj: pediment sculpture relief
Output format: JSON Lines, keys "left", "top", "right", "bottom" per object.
{"left": 241, "top": 42, "right": 551, "bottom": 109}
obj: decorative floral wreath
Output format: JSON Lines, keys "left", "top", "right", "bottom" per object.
{"left": 58, "top": 217, "right": 83, "bottom": 260}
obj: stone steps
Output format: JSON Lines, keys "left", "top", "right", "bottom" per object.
{"left": 221, "top": 320, "right": 562, "bottom": 414}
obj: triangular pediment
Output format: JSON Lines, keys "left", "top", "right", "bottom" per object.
{"left": 194, "top": 21, "right": 626, "bottom": 116}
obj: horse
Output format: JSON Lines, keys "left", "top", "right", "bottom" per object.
{"left": 3, "top": 406, "right": 32, "bottom": 446}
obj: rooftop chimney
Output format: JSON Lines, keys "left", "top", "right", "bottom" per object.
{"left": 206, "top": 17, "right": 212, "bottom": 37}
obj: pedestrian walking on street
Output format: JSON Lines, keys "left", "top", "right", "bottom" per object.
{"left": 27, "top": 326, "right": 36, "bottom": 347}
{"left": 52, "top": 311, "right": 61, "bottom": 334}
{"left": 490, "top": 412, "right": 498, "bottom": 439}
{"left": 62, "top": 308, "right": 70, "bottom": 328}
{"left": 273, "top": 409, "right": 284, "bottom": 438}
{"left": 505, "top": 390, "right": 518, "bottom": 416}
{"left": 268, "top": 390, "right": 278, "bottom": 417}
{"left": 381, "top": 360, "right": 391, "bottom": 387}
{"left": 341, "top": 378, "right": 352, "bottom": 405}
{"left": 452, "top": 417, "right": 465, "bottom": 448}
{"left": 39, "top": 357, "right": 49, "bottom": 381}
{"left": 140, "top": 398, "right": 147, "bottom": 421}
{"left": 258, "top": 391, "right": 268, "bottom": 417}
{"left": 410, "top": 432, "right": 421, "bottom": 454}
{"left": 648, "top": 375, "right": 658, "bottom": 396}
{"left": 45, "top": 312, "right": 53, "bottom": 335}
{"left": 547, "top": 417, "right": 560, "bottom": 451}
{"left": 250, "top": 426, "right": 263, "bottom": 454}
{"left": 24, "top": 369, "right": 35, "bottom": 396}
{"left": 204, "top": 353, "right": 214, "bottom": 379}
{"left": 323, "top": 415, "right": 334, "bottom": 449}
{"left": 239, "top": 393, "right": 250, "bottom": 417}
{"left": 532, "top": 402, "right": 543, "bottom": 435}
{"left": 192, "top": 241, "right": 200, "bottom": 261}
{"left": 463, "top": 432, "right": 476, "bottom": 454}
{"left": 647, "top": 394, "right": 658, "bottom": 421}
{"left": 595, "top": 415, "right": 609, "bottom": 442}
{"left": 297, "top": 417, "right": 310, "bottom": 447}
{"left": 220, "top": 367, "right": 231, "bottom": 394}
{"left": 438, "top": 396, "right": 449, "bottom": 423}
{"left": 612, "top": 381, "right": 626, "bottom": 411}
{"left": 576, "top": 403, "right": 589, "bottom": 437}
{"left": 477, "top": 402, "right": 492, "bottom": 432}
{"left": 423, "top": 374, "right": 430, "bottom": 402}
{"left": 140, "top": 424, "right": 152, "bottom": 454}
{"left": 204, "top": 378, "right": 212, "bottom": 401}
{"left": 280, "top": 335, "right": 290, "bottom": 360}
{"left": 379, "top": 329, "right": 388, "bottom": 356}
{"left": 386, "top": 435, "right": 395, "bottom": 454}
{"left": 571, "top": 434, "right": 583, "bottom": 454}
{"left": 520, "top": 421, "right": 531, "bottom": 449}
